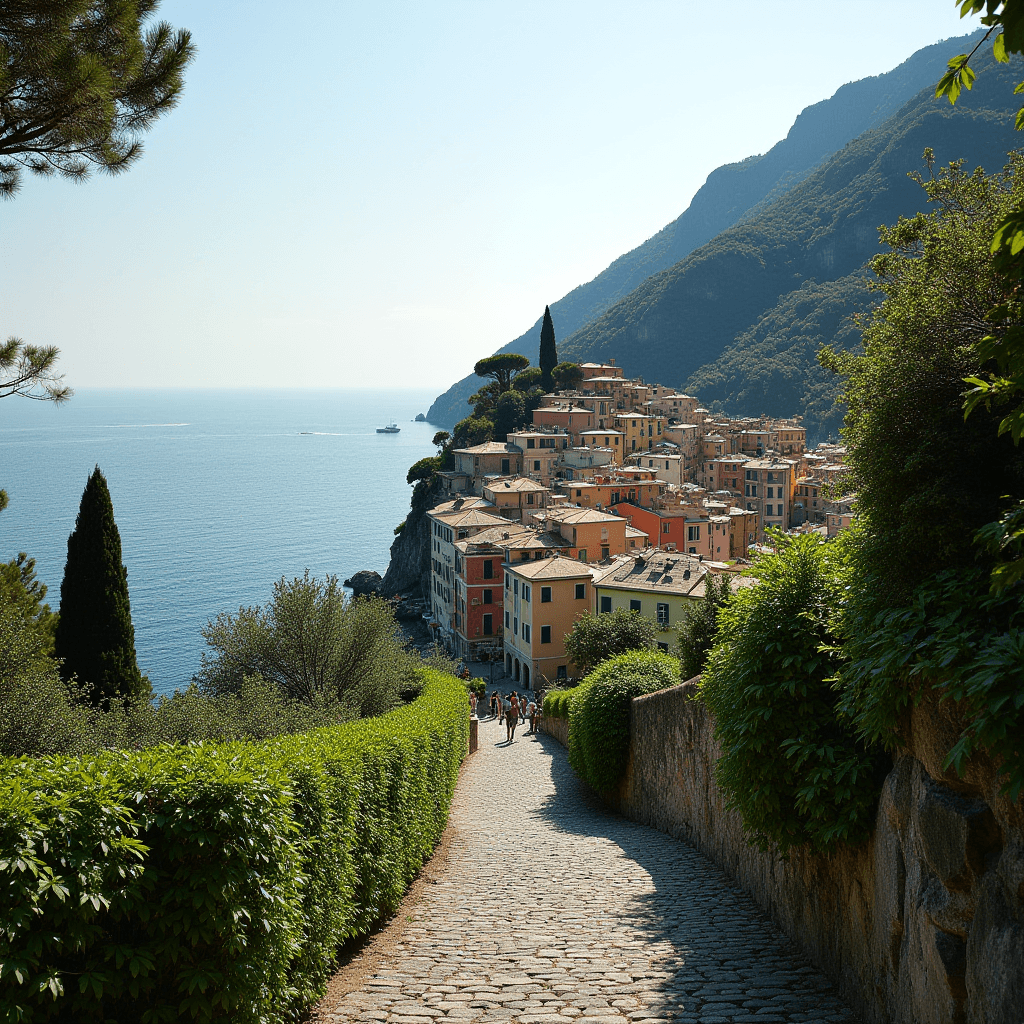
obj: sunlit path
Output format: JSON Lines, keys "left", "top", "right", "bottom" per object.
{"left": 314, "top": 713, "right": 859, "bottom": 1024}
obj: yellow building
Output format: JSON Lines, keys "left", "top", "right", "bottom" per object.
{"left": 613, "top": 412, "right": 665, "bottom": 453}
{"left": 502, "top": 556, "right": 595, "bottom": 687}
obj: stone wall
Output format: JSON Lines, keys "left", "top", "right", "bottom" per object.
{"left": 546, "top": 682, "right": 1024, "bottom": 1024}
{"left": 539, "top": 713, "right": 568, "bottom": 747}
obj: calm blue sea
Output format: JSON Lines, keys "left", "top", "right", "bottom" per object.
{"left": 0, "top": 389, "right": 437, "bottom": 695}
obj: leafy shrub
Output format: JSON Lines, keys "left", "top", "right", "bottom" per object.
{"left": 542, "top": 687, "right": 579, "bottom": 719}
{"left": 564, "top": 608, "right": 656, "bottom": 676}
{"left": 837, "top": 565, "right": 1024, "bottom": 801}
{"left": 677, "top": 573, "right": 732, "bottom": 680}
{"left": 699, "top": 534, "right": 885, "bottom": 853}
{"left": 464, "top": 678, "right": 486, "bottom": 699}
{"left": 568, "top": 651, "right": 680, "bottom": 792}
{"left": 197, "top": 574, "right": 418, "bottom": 718}
{"left": 0, "top": 670, "right": 468, "bottom": 1023}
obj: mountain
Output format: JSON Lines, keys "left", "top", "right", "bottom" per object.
{"left": 425, "top": 29, "right": 985, "bottom": 427}
{"left": 557, "top": 49, "right": 1022, "bottom": 441}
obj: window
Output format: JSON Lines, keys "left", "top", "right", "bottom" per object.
{"left": 523, "top": 624, "right": 531, "bottom": 642}
{"left": 601, "top": 546, "right": 609, "bottom": 560}
{"left": 483, "top": 614, "right": 493, "bottom": 635}
{"left": 600, "top": 596, "right": 612, "bottom": 613}
{"left": 513, "top": 579, "right": 518, "bottom": 596}
{"left": 533, "top": 460, "right": 540, "bottom": 471}
{"left": 541, "top": 586, "right": 552, "bottom": 603}
{"left": 767, "top": 487, "right": 774, "bottom": 498}
{"left": 521, "top": 551, "right": 530, "bottom": 561}
{"left": 578, "top": 549, "right": 587, "bottom": 563}
{"left": 505, "top": 572, "right": 510, "bottom": 589}
{"left": 687, "top": 525, "right": 700, "bottom": 541}
{"left": 630, "top": 599, "right": 641, "bottom": 612}
{"left": 513, "top": 617, "right": 518, "bottom": 635}
{"left": 662, "top": 522, "right": 671, "bottom": 534}
{"left": 541, "top": 626, "right": 551, "bottom": 644}
{"left": 557, "top": 665, "right": 568, "bottom": 680}
{"left": 657, "top": 603, "right": 670, "bottom": 627}
{"left": 523, "top": 585, "right": 531, "bottom": 602}
{"left": 483, "top": 559, "right": 493, "bottom": 579}
{"left": 527, "top": 493, "right": 534, "bottom": 505}
{"left": 527, "top": 438, "right": 535, "bottom": 448}
{"left": 766, "top": 504, "right": 773, "bottom": 517}
{"left": 505, "top": 611, "right": 510, "bottom": 628}
{"left": 483, "top": 589, "right": 493, "bottom": 604}
{"left": 501, "top": 458, "right": 510, "bottom": 474}
{"left": 575, "top": 583, "right": 586, "bottom": 600}
{"left": 750, "top": 485, "right": 757, "bottom": 497}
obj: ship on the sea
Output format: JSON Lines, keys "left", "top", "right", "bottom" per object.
{"left": 376, "top": 421, "right": 401, "bottom": 434}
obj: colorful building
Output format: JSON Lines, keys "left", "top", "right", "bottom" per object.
{"left": 502, "top": 556, "right": 595, "bottom": 687}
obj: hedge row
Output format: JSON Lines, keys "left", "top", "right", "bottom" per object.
{"left": 0, "top": 671, "right": 469, "bottom": 1024}
{"left": 542, "top": 687, "right": 579, "bottom": 720}
{"left": 567, "top": 652, "right": 681, "bottom": 793}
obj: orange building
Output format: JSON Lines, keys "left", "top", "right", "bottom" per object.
{"left": 502, "top": 556, "right": 595, "bottom": 687}
{"left": 482, "top": 477, "right": 550, "bottom": 521}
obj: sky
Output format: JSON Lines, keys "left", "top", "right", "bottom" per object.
{"left": 1, "top": 0, "right": 976, "bottom": 394}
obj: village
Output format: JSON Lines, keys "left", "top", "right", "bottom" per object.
{"left": 425, "top": 360, "right": 853, "bottom": 686}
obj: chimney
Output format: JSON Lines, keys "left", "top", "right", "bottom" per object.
{"left": 609, "top": 358, "right": 615, "bottom": 365}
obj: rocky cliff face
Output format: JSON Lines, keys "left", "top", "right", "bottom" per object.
{"left": 381, "top": 501, "right": 430, "bottom": 602}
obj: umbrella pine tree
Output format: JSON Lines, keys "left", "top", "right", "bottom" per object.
{"left": 55, "top": 467, "right": 148, "bottom": 701}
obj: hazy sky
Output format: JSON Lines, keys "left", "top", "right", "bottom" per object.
{"left": 2, "top": 1, "right": 973, "bottom": 393}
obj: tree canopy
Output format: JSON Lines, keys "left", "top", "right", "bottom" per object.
{"left": 473, "top": 353, "right": 529, "bottom": 392}
{"left": 551, "top": 361, "right": 584, "bottom": 390}
{"left": 0, "top": 0, "right": 195, "bottom": 197}
{"left": 564, "top": 608, "right": 656, "bottom": 676}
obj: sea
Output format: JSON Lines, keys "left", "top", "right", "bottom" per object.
{"left": 0, "top": 388, "right": 438, "bottom": 695}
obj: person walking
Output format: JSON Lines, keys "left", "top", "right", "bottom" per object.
{"left": 506, "top": 691, "right": 520, "bottom": 743}
{"left": 469, "top": 691, "right": 477, "bottom": 718}
{"left": 489, "top": 691, "right": 498, "bottom": 719}
{"left": 526, "top": 697, "right": 537, "bottom": 734}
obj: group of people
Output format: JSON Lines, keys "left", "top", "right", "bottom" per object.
{"left": 466, "top": 682, "right": 544, "bottom": 744}
{"left": 484, "top": 689, "right": 541, "bottom": 742}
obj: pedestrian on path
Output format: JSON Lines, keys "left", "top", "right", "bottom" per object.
{"left": 489, "top": 691, "right": 499, "bottom": 719}
{"left": 526, "top": 698, "right": 537, "bottom": 734}
{"left": 506, "top": 691, "right": 520, "bottom": 743}
{"left": 499, "top": 693, "right": 506, "bottom": 724}
{"left": 469, "top": 691, "right": 477, "bottom": 717}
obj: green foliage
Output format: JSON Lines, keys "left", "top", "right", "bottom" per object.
{"left": 567, "top": 651, "right": 680, "bottom": 792}
{"left": 838, "top": 565, "right": 1024, "bottom": 801}
{"left": 0, "top": 671, "right": 468, "bottom": 1023}
{"left": 676, "top": 574, "right": 732, "bottom": 680}
{"left": 564, "top": 608, "right": 656, "bottom": 676}
{"left": 473, "top": 353, "right": 530, "bottom": 393}
{"left": 0, "top": 337, "right": 71, "bottom": 403}
{"left": 406, "top": 456, "right": 441, "bottom": 486}
{"left": 542, "top": 686, "right": 580, "bottom": 719}
{"left": 0, "top": 1, "right": 195, "bottom": 198}
{"left": 197, "top": 574, "right": 418, "bottom": 718}
{"left": 551, "top": 362, "right": 583, "bottom": 390}
{"left": 699, "top": 534, "right": 884, "bottom": 853}
{"left": 0, "top": 553, "right": 56, "bottom": 660}
{"left": 54, "top": 466, "right": 149, "bottom": 703}
{"left": 464, "top": 678, "right": 485, "bottom": 699}
{"left": 394, "top": 519, "right": 406, "bottom": 536}
{"left": 823, "top": 157, "right": 1024, "bottom": 615}
{"left": 539, "top": 305, "right": 557, "bottom": 390}
{"left": 511, "top": 366, "right": 543, "bottom": 392}
{"left": 452, "top": 415, "right": 494, "bottom": 447}
{"left": 492, "top": 389, "right": 527, "bottom": 438}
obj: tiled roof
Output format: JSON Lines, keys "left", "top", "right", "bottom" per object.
{"left": 506, "top": 556, "right": 595, "bottom": 580}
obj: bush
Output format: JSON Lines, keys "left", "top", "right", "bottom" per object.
{"left": 0, "top": 670, "right": 469, "bottom": 1023}
{"left": 564, "top": 608, "right": 656, "bottom": 676}
{"left": 699, "top": 534, "right": 884, "bottom": 853}
{"left": 542, "top": 686, "right": 579, "bottom": 719}
{"left": 677, "top": 574, "right": 732, "bottom": 680}
{"left": 568, "top": 651, "right": 680, "bottom": 792}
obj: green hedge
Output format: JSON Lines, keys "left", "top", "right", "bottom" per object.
{"left": 567, "top": 652, "right": 680, "bottom": 792}
{"left": 542, "top": 687, "right": 579, "bottom": 720}
{"left": 0, "top": 671, "right": 468, "bottom": 1024}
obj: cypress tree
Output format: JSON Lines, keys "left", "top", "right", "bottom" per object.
{"left": 539, "top": 305, "right": 557, "bottom": 390}
{"left": 54, "top": 467, "right": 149, "bottom": 702}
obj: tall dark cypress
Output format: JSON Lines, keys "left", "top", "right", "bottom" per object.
{"left": 539, "top": 305, "right": 557, "bottom": 390}
{"left": 54, "top": 467, "right": 149, "bottom": 702}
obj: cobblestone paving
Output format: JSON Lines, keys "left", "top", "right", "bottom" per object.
{"left": 316, "top": 715, "right": 860, "bottom": 1024}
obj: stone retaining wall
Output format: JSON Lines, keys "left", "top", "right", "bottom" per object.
{"left": 539, "top": 713, "right": 568, "bottom": 747}
{"left": 544, "top": 682, "right": 1024, "bottom": 1024}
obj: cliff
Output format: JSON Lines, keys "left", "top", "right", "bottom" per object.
{"left": 380, "top": 499, "right": 430, "bottom": 602}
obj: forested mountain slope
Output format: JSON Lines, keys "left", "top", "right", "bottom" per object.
{"left": 557, "top": 51, "right": 1023, "bottom": 441}
{"left": 426, "top": 30, "right": 983, "bottom": 426}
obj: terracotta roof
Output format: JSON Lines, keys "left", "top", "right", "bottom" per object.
{"left": 453, "top": 441, "right": 521, "bottom": 455}
{"left": 505, "top": 555, "right": 595, "bottom": 580}
{"left": 429, "top": 508, "right": 510, "bottom": 529}
{"left": 483, "top": 477, "right": 549, "bottom": 493}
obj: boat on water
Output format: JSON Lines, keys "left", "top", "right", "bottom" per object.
{"left": 376, "top": 421, "right": 401, "bottom": 434}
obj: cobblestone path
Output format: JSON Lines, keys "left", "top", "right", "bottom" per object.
{"left": 314, "top": 715, "right": 859, "bottom": 1024}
